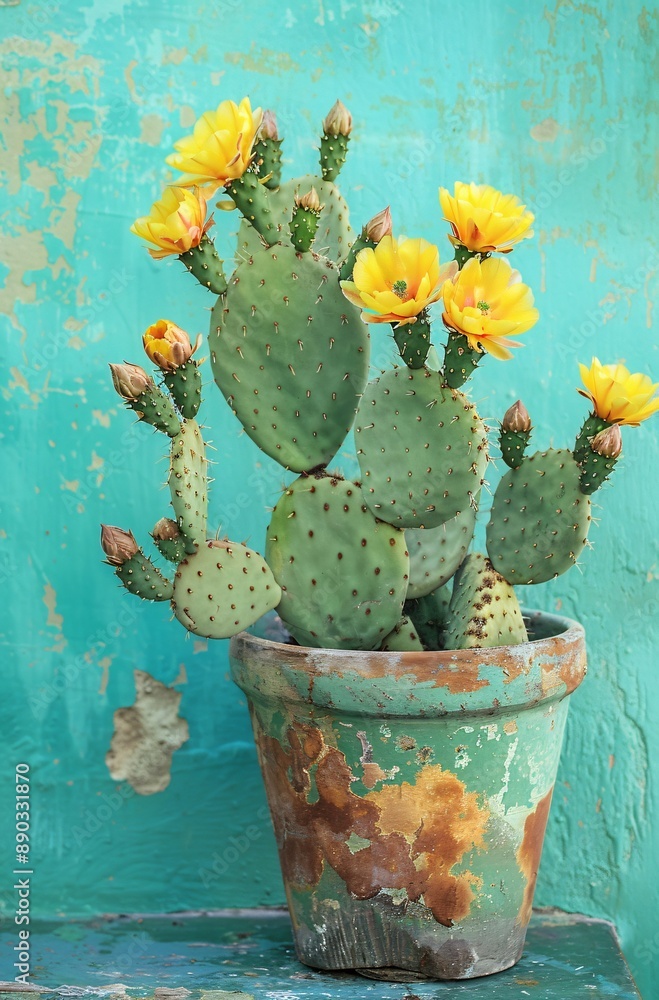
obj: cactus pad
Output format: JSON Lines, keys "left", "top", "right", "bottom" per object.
{"left": 405, "top": 502, "right": 477, "bottom": 599}
{"left": 237, "top": 175, "right": 354, "bottom": 264}
{"left": 444, "top": 553, "right": 528, "bottom": 650}
{"left": 172, "top": 540, "right": 281, "bottom": 639}
{"left": 116, "top": 551, "right": 173, "bottom": 602}
{"left": 266, "top": 473, "right": 409, "bottom": 650}
{"left": 355, "top": 367, "right": 487, "bottom": 529}
{"left": 486, "top": 448, "right": 592, "bottom": 585}
{"left": 381, "top": 616, "right": 424, "bottom": 652}
{"left": 209, "top": 245, "right": 369, "bottom": 472}
{"left": 405, "top": 584, "right": 452, "bottom": 651}
{"left": 169, "top": 419, "right": 208, "bottom": 548}
{"left": 164, "top": 360, "right": 202, "bottom": 420}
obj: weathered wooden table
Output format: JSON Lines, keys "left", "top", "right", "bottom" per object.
{"left": 0, "top": 909, "right": 641, "bottom": 998}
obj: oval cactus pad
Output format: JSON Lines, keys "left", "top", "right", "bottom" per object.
{"left": 210, "top": 246, "right": 369, "bottom": 473}
{"left": 486, "top": 448, "right": 592, "bottom": 585}
{"left": 172, "top": 540, "right": 281, "bottom": 639}
{"left": 266, "top": 473, "right": 409, "bottom": 650}
{"left": 406, "top": 502, "right": 478, "bottom": 599}
{"left": 355, "top": 367, "right": 488, "bottom": 529}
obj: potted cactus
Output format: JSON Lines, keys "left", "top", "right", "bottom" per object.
{"left": 101, "top": 97, "right": 658, "bottom": 981}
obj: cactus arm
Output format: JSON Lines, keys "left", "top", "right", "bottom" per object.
{"left": 289, "top": 203, "right": 320, "bottom": 253}
{"left": 319, "top": 132, "right": 349, "bottom": 183}
{"left": 441, "top": 331, "right": 482, "bottom": 389}
{"left": 394, "top": 313, "right": 433, "bottom": 370}
{"left": 573, "top": 413, "right": 611, "bottom": 465}
{"left": 179, "top": 234, "right": 227, "bottom": 295}
{"left": 168, "top": 419, "right": 208, "bottom": 550}
{"left": 163, "top": 361, "right": 202, "bottom": 421}
{"left": 128, "top": 384, "right": 181, "bottom": 437}
{"left": 115, "top": 550, "right": 173, "bottom": 602}
{"left": 225, "top": 170, "right": 279, "bottom": 247}
{"left": 254, "top": 135, "right": 283, "bottom": 189}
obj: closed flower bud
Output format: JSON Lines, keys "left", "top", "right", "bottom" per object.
{"left": 152, "top": 517, "right": 181, "bottom": 541}
{"left": 101, "top": 525, "right": 138, "bottom": 566}
{"left": 591, "top": 424, "right": 622, "bottom": 459}
{"left": 260, "top": 109, "right": 279, "bottom": 141}
{"left": 363, "top": 206, "right": 392, "bottom": 244}
{"left": 143, "top": 319, "right": 197, "bottom": 372}
{"left": 295, "top": 187, "right": 322, "bottom": 213}
{"left": 502, "top": 400, "right": 532, "bottom": 434}
{"left": 109, "top": 362, "right": 152, "bottom": 400}
{"left": 323, "top": 99, "right": 352, "bottom": 137}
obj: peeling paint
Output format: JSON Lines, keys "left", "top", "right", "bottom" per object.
{"left": 105, "top": 671, "right": 189, "bottom": 795}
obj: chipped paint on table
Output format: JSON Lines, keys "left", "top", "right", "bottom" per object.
{"left": 0, "top": 911, "right": 641, "bottom": 997}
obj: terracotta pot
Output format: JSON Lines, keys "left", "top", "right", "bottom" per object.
{"left": 230, "top": 610, "right": 586, "bottom": 982}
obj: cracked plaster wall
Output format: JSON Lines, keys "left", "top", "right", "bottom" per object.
{"left": 0, "top": 1, "right": 657, "bottom": 995}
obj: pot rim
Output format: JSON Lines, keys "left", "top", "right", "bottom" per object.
{"left": 233, "top": 607, "right": 583, "bottom": 665}
{"left": 230, "top": 609, "right": 587, "bottom": 715}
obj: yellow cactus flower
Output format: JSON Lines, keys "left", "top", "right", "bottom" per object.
{"left": 166, "top": 97, "right": 263, "bottom": 192}
{"left": 340, "top": 235, "right": 458, "bottom": 327}
{"left": 439, "top": 182, "right": 534, "bottom": 254}
{"left": 130, "top": 186, "right": 211, "bottom": 260}
{"left": 143, "top": 319, "right": 199, "bottom": 372}
{"left": 441, "top": 257, "right": 539, "bottom": 360}
{"left": 578, "top": 358, "right": 659, "bottom": 426}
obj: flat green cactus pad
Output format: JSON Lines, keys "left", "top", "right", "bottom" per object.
{"left": 236, "top": 174, "right": 354, "bottom": 264}
{"left": 355, "top": 367, "right": 488, "bottom": 529}
{"left": 444, "top": 552, "right": 528, "bottom": 650}
{"left": 486, "top": 448, "right": 592, "bottom": 585}
{"left": 380, "top": 615, "right": 424, "bottom": 651}
{"left": 405, "top": 501, "right": 478, "bottom": 599}
{"left": 405, "top": 583, "right": 452, "bottom": 650}
{"left": 172, "top": 540, "right": 281, "bottom": 639}
{"left": 266, "top": 473, "right": 409, "bottom": 650}
{"left": 209, "top": 245, "right": 369, "bottom": 473}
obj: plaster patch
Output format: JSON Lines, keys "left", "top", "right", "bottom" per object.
{"left": 105, "top": 670, "right": 189, "bottom": 795}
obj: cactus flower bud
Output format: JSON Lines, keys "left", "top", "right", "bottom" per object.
{"left": 323, "top": 99, "right": 352, "bottom": 137}
{"left": 295, "top": 187, "right": 322, "bottom": 214}
{"left": 363, "top": 206, "right": 392, "bottom": 244}
{"left": 152, "top": 517, "right": 181, "bottom": 541}
{"left": 591, "top": 424, "right": 622, "bottom": 459}
{"left": 260, "top": 109, "right": 279, "bottom": 141}
{"left": 109, "top": 362, "right": 153, "bottom": 400}
{"left": 502, "top": 400, "right": 532, "bottom": 434}
{"left": 143, "top": 319, "right": 198, "bottom": 372}
{"left": 101, "top": 525, "right": 139, "bottom": 566}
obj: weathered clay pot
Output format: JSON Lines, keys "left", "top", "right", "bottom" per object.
{"left": 230, "top": 610, "right": 586, "bottom": 981}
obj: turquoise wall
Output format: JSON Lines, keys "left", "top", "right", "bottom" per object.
{"left": 1, "top": 0, "right": 657, "bottom": 994}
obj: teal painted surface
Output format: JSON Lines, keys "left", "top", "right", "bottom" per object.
{"left": 0, "top": 911, "right": 642, "bottom": 996}
{"left": 0, "top": 0, "right": 656, "bottom": 995}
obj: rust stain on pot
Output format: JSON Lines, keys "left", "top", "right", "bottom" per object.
{"left": 516, "top": 787, "right": 554, "bottom": 925}
{"left": 432, "top": 663, "right": 490, "bottom": 693}
{"left": 257, "top": 721, "right": 489, "bottom": 927}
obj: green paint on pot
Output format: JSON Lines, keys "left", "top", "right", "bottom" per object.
{"left": 230, "top": 611, "right": 586, "bottom": 978}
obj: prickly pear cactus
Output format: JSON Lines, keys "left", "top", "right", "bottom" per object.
{"left": 444, "top": 553, "right": 528, "bottom": 649}
{"left": 172, "top": 540, "right": 281, "bottom": 639}
{"left": 169, "top": 419, "right": 208, "bottom": 549}
{"left": 406, "top": 503, "right": 478, "bottom": 599}
{"left": 355, "top": 367, "right": 488, "bottom": 528}
{"left": 106, "top": 93, "right": 658, "bottom": 672}
{"left": 486, "top": 449, "right": 592, "bottom": 585}
{"left": 209, "top": 246, "right": 369, "bottom": 472}
{"left": 266, "top": 473, "right": 409, "bottom": 650}
{"left": 237, "top": 175, "right": 354, "bottom": 264}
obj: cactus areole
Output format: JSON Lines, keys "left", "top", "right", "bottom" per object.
{"left": 103, "top": 97, "right": 658, "bottom": 981}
